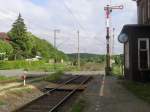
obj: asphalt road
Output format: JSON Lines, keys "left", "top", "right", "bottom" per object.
{"left": 0, "top": 70, "right": 105, "bottom": 77}
{"left": 0, "top": 69, "right": 53, "bottom": 77}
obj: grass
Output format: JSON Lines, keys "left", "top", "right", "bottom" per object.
{"left": 122, "top": 81, "right": 150, "bottom": 103}
{"left": 80, "top": 62, "right": 105, "bottom": 71}
{"left": 10, "top": 87, "right": 33, "bottom": 97}
{"left": 0, "top": 75, "right": 18, "bottom": 81}
{"left": 111, "top": 64, "right": 124, "bottom": 79}
{"left": 70, "top": 99, "right": 86, "bottom": 112}
{"left": 0, "top": 100, "right": 6, "bottom": 106}
{"left": 44, "top": 70, "right": 64, "bottom": 82}
{"left": 0, "top": 60, "right": 73, "bottom": 72}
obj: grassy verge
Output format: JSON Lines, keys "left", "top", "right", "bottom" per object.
{"left": 70, "top": 99, "right": 86, "bottom": 112}
{"left": 0, "top": 100, "right": 6, "bottom": 106}
{"left": 44, "top": 70, "right": 64, "bottom": 82}
{"left": 111, "top": 64, "right": 124, "bottom": 79}
{"left": 9, "top": 87, "right": 33, "bottom": 97}
{"left": 0, "top": 75, "right": 18, "bottom": 81}
{"left": 80, "top": 62, "right": 105, "bottom": 71}
{"left": 122, "top": 81, "right": 150, "bottom": 103}
{"left": 0, "top": 60, "right": 74, "bottom": 72}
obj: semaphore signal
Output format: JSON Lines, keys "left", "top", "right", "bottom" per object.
{"left": 104, "top": 3, "right": 123, "bottom": 75}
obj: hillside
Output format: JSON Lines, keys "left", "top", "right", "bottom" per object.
{"left": 0, "top": 14, "right": 68, "bottom": 61}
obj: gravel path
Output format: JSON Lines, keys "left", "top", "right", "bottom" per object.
{"left": 82, "top": 75, "right": 150, "bottom": 112}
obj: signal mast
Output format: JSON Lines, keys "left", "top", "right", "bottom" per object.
{"left": 104, "top": 2, "right": 123, "bottom": 75}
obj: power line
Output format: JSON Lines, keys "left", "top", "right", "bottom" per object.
{"left": 62, "top": 0, "right": 85, "bottom": 30}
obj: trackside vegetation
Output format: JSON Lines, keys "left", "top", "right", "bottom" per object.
{"left": 0, "top": 60, "right": 70, "bottom": 71}
{"left": 0, "top": 100, "right": 6, "bottom": 106}
{"left": 44, "top": 70, "right": 64, "bottom": 82}
{"left": 70, "top": 99, "right": 86, "bottom": 112}
{"left": 0, "top": 75, "right": 18, "bottom": 81}
{"left": 122, "top": 81, "right": 150, "bottom": 103}
{"left": 111, "top": 55, "right": 124, "bottom": 78}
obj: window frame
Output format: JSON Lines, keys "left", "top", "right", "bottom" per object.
{"left": 138, "top": 38, "right": 149, "bottom": 71}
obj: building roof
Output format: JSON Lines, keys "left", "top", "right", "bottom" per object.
{"left": 0, "top": 32, "right": 10, "bottom": 41}
{"left": 120, "top": 24, "right": 150, "bottom": 34}
{"left": 118, "top": 24, "right": 150, "bottom": 42}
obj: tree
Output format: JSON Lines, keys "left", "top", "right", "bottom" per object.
{"left": 26, "top": 33, "right": 68, "bottom": 61}
{"left": 7, "top": 14, "right": 68, "bottom": 61}
{"left": 0, "top": 40, "right": 14, "bottom": 59}
{"left": 8, "top": 13, "right": 29, "bottom": 59}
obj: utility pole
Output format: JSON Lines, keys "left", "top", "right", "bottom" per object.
{"left": 77, "top": 30, "right": 80, "bottom": 70}
{"left": 53, "top": 29, "right": 60, "bottom": 70}
{"left": 104, "top": 4, "right": 123, "bottom": 75}
{"left": 54, "top": 29, "right": 60, "bottom": 48}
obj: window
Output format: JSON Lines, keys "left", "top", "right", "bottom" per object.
{"left": 138, "top": 38, "right": 149, "bottom": 70}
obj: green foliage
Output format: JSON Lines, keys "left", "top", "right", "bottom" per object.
{"left": 112, "top": 65, "right": 122, "bottom": 75}
{"left": 112, "top": 54, "right": 123, "bottom": 65}
{"left": 0, "top": 61, "right": 45, "bottom": 70}
{"left": 0, "top": 100, "right": 6, "bottom": 106}
{"left": 122, "top": 81, "right": 150, "bottom": 103}
{"left": 8, "top": 14, "right": 29, "bottom": 59}
{"left": 0, "top": 75, "right": 17, "bottom": 81}
{"left": 28, "top": 33, "right": 68, "bottom": 61}
{"left": 44, "top": 70, "right": 64, "bottom": 81}
{"left": 80, "top": 62, "right": 105, "bottom": 71}
{"left": 10, "top": 87, "right": 32, "bottom": 96}
{"left": 7, "top": 13, "right": 68, "bottom": 61}
{"left": 111, "top": 54, "right": 124, "bottom": 78}
{"left": 71, "top": 99, "right": 86, "bottom": 112}
{"left": 0, "top": 60, "right": 71, "bottom": 72}
{"left": 0, "top": 40, "right": 13, "bottom": 58}
{"left": 68, "top": 53, "right": 105, "bottom": 64}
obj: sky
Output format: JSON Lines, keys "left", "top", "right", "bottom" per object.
{"left": 0, "top": 0, "right": 137, "bottom": 54}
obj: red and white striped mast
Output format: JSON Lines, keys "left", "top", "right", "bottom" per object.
{"left": 104, "top": 1, "right": 123, "bottom": 75}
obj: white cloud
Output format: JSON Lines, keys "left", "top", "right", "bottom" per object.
{"left": 0, "top": 0, "right": 137, "bottom": 54}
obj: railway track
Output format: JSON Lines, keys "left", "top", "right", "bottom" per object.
{"left": 14, "top": 75, "right": 91, "bottom": 112}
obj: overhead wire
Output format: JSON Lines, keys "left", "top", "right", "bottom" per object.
{"left": 0, "top": 3, "right": 101, "bottom": 53}
{"left": 62, "top": 0, "right": 86, "bottom": 31}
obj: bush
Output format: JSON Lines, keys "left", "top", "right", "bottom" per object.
{"left": 0, "top": 40, "right": 14, "bottom": 59}
{"left": 111, "top": 64, "right": 124, "bottom": 79}
{"left": 44, "top": 70, "right": 64, "bottom": 82}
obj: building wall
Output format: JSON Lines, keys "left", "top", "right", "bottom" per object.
{"left": 122, "top": 25, "right": 150, "bottom": 81}
{"left": 137, "top": 0, "right": 150, "bottom": 24}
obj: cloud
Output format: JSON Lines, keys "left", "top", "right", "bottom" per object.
{"left": 0, "top": 0, "right": 137, "bottom": 54}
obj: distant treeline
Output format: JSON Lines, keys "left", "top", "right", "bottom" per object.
{"left": 68, "top": 53, "right": 106, "bottom": 64}
{"left": 68, "top": 53, "right": 123, "bottom": 65}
